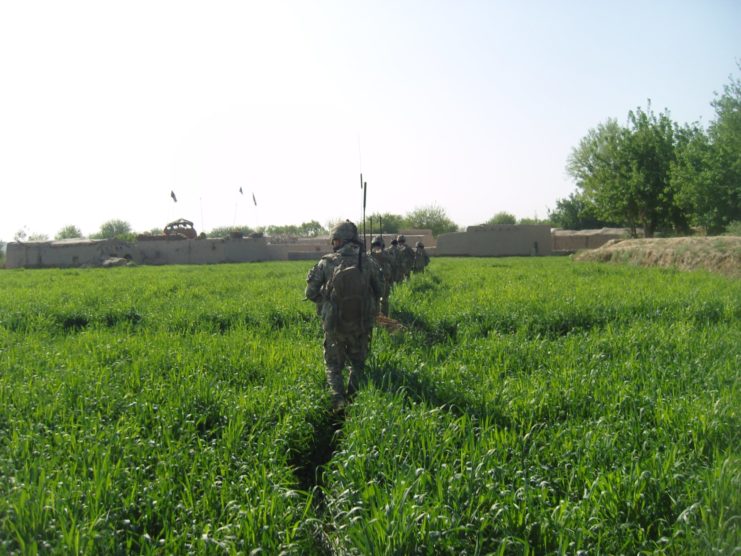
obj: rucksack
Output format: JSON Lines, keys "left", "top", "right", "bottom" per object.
{"left": 326, "top": 256, "right": 371, "bottom": 335}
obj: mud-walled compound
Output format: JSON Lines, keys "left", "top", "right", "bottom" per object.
{"left": 434, "top": 224, "right": 553, "bottom": 257}
{"left": 4, "top": 226, "right": 630, "bottom": 268}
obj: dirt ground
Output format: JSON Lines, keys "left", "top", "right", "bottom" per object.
{"left": 573, "top": 236, "right": 741, "bottom": 278}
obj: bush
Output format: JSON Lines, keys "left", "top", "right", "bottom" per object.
{"left": 55, "top": 225, "right": 83, "bottom": 240}
{"left": 485, "top": 211, "right": 516, "bottom": 225}
{"left": 724, "top": 221, "right": 741, "bottom": 236}
{"left": 91, "top": 219, "right": 134, "bottom": 240}
{"left": 404, "top": 205, "right": 458, "bottom": 237}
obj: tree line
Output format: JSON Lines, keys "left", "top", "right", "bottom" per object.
{"left": 550, "top": 67, "right": 740, "bottom": 236}
{"left": 16, "top": 205, "right": 550, "bottom": 244}
{"left": 13, "top": 66, "right": 738, "bottom": 245}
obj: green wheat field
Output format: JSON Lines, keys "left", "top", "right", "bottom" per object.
{"left": 0, "top": 257, "right": 738, "bottom": 554}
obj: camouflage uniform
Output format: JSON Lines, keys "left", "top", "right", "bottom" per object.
{"left": 305, "top": 222, "right": 384, "bottom": 409}
{"left": 396, "top": 235, "right": 415, "bottom": 280}
{"left": 370, "top": 235, "right": 393, "bottom": 316}
{"left": 413, "top": 242, "right": 430, "bottom": 273}
{"left": 386, "top": 240, "right": 404, "bottom": 284}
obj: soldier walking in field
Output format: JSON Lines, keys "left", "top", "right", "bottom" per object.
{"left": 387, "top": 238, "right": 404, "bottom": 285}
{"left": 370, "top": 235, "right": 393, "bottom": 316}
{"left": 396, "top": 234, "right": 415, "bottom": 281}
{"left": 413, "top": 241, "right": 430, "bottom": 273}
{"left": 305, "top": 220, "right": 384, "bottom": 411}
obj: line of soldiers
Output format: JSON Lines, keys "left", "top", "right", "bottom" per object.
{"left": 305, "top": 221, "right": 431, "bottom": 411}
{"left": 369, "top": 233, "right": 430, "bottom": 316}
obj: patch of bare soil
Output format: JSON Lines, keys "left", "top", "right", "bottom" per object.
{"left": 573, "top": 236, "right": 741, "bottom": 278}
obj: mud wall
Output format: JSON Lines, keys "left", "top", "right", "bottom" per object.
{"left": 435, "top": 225, "right": 552, "bottom": 256}
{"left": 7, "top": 226, "right": 582, "bottom": 268}
{"left": 5, "top": 237, "right": 271, "bottom": 268}
{"left": 552, "top": 228, "right": 631, "bottom": 251}
{"left": 5, "top": 239, "right": 137, "bottom": 269}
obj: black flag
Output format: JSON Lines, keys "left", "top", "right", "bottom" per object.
{"left": 239, "top": 187, "right": 243, "bottom": 195}
{"left": 252, "top": 193, "right": 257, "bottom": 206}
{"left": 170, "top": 190, "right": 177, "bottom": 203}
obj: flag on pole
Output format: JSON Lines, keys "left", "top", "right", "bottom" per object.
{"left": 252, "top": 193, "right": 257, "bottom": 206}
{"left": 170, "top": 190, "right": 177, "bottom": 203}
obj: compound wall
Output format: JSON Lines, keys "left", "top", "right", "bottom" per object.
{"left": 434, "top": 225, "right": 552, "bottom": 257}
{"left": 5, "top": 237, "right": 271, "bottom": 269}
{"left": 6, "top": 226, "right": 566, "bottom": 268}
{"left": 551, "top": 228, "right": 631, "bottom": 251}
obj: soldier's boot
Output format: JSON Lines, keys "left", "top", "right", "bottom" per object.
{"left": 347, "top": 364, "right": 365, "bottom": 400}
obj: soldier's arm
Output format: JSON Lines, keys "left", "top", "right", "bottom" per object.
{"left": 304, "top": 261, "right": 326, "bottom": 302}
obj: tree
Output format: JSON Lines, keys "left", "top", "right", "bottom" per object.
{"left": 297, "top": 220, "right": 327, "bottom": 237}
{"left": 262, "top": 221, "right": 328, "bottom": 238}
{"left": 670, "top": 122, "right": 715, "bottom": 232}
{"left": 518, "top": 216, "right": 552, "bottom": 226}
{"left": 56, "top": 225, "right": 83, "bottom": 240}
{"left": 13, "top": 228, "right": 49, "bottom": 241}
{"left": 207, "top": 225, "right": 256, "bottom": 238}
{"left": 364, "top": 213, "right": 405, "bottom": 235}
{"left": 669, "top": 69, "right": 740, "bottom": 234}
{"left": 485, "top": 212, "right": 516, "bottom": 225}
{"left": 567, "top": 104, "right": 682, "bottom": 237}
{"left": 91, "top": 219, "right": 133, "bottom": 240}
{"left": 548, "top": 192, "right": 616, "bottom": 230}
{"left": 403, "top": 205, "right": 458, "bottom": 237}
{"left": 705, "top": 68, "right": 741, "bottom": 231}
{"left": 626, "top": 104, "right": 685, "bottom": 235}
{"left": 567, "top": 118, "right": 637, "bottom": 232}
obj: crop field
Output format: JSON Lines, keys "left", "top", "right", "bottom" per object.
{"left": 0, "top": 257, "right": 738, "bottom": 554}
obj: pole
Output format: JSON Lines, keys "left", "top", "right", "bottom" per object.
{"left": 363, "top": 181, "right": 367, "bottom": 251}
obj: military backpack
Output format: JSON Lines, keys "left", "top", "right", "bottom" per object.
{"left": 324, "top": 256, "right": 372, "bottom": 335}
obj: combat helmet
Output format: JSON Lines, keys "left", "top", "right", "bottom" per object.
{"left": 330, "top": 220, "right": 360, "bottom": 244}
{"left": 371, "top": 234, "right": 385, "bottom": 248}
{"left": 396, "top": 234, "right": 406, "bottom": 244}
{"left": 416, "top": 241, "right": 423, "bottom": 248}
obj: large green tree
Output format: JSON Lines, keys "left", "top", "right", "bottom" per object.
{"left": 548, "top": 192, "right": 615, "bottom": 230}
{"left": 567, "top": 105, "right": 681, "bottom": 237}
{"left": 567, "top": 119, "right": 636, "bottom": 232}
{"left": 703, "top": 69, "right": 741, "bottom": 231}
{"left": 669, "top": 69, "right": 740, "bottom": 234}
{"left": 403, "top": 205, "right": 458, "bottom": 237}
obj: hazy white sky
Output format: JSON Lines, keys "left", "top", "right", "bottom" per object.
{"left": 1, "top": 0, "right": 739, "bottom": 241}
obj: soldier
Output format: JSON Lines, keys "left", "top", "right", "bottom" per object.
{"left": 305, "top": 220, "right": 384, "bottom": 411}
{"left": 413, "top": 241, "right": 430, "bottom": 273}
{"left": 396, "top": 234, "right": 415, "bottom": 280}
{"left": 387, "top": 238, "right": 404, "bottom": 284}
{"left": 370, "top": 235, "right": 393, "bottom": 316}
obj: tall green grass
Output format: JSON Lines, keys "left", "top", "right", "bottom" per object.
{"left": 0, "top": 258, "right": 738, "bottom": 554}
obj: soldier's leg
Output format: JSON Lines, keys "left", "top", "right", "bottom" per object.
{"left": 346, "top": 332, "right": 370, "bottom": 398}
{"left": 323, "top": 333, "right": 347, "bottom": 408}
{"left": 381, "top": 287, "right": 390, "bottom": 316}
